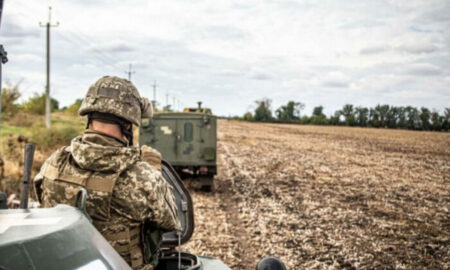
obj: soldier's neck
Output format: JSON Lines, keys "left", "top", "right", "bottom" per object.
{"left": 84, "top": 129, "right": 129, "bottom": 147}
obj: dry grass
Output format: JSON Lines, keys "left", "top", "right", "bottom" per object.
{"left": 184, "top": 120, "right": 449, "bottom": 269}
{"left": 0, "top": 112, "right": 85, "bottom": 194}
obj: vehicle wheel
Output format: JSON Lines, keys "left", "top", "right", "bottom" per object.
{"left": 256, "top": 256, "right": 287, "bottom": 270}
{"left": 199, "top": 176, "right": 214, "bottom": 192}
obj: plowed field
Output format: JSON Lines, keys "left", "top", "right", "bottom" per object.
{"left": 184, "top": 120, "right": 450, "bottom": 270}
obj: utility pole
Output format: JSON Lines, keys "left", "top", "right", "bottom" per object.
{"left": 165, "top": 92, "right": 169, "bottom": 107}
{"left": 124, "top": 63, "right": 135, "bottom": 81}
{"left": 152, "top": 80, "right": 157, "bottom": 109}
{"left": 0, "top": 45, "right": 6, "bottom": 125}
{"left": 0, "top": 0, "right": 8, "bottom": 125}
{"left": 173, "top": 97, "right": 176, "bottom": 111}
{"left": 39, "top": 6, "right": 59, "bottom": 129}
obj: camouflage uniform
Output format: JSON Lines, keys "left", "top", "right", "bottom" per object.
{"left": 35, "top": 76, "right": 180, "bottom": 269}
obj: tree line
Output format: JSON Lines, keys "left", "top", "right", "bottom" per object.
{"left": 239, "top": 98, "right": 450, "bottom": 132}
{"left": 1, "top": 83, "right": 60, "bottom": 118}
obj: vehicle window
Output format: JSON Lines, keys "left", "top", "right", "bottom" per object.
{"left": 184, "top": 122, "right": 193, "bottom": 142}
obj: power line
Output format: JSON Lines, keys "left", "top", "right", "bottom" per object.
{"left": 67, "top": 29, "right": 118, "bottom": 65}
{"left": 16, "top": 7, "right": 118, "bottom": 69}
{"left": 53, "top": 31, "right": 115, "bottom": 68}
{"left": 39, "top": 6, "right": 59, "bottom": 129}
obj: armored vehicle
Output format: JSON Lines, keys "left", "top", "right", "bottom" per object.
{"left": 140, "top": 102, "right": 217, "bottom": 190}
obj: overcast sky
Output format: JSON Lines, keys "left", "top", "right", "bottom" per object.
{"left": 1, "top": 0, "right": 449, "bottom": 116}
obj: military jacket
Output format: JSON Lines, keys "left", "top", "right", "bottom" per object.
{"left": 34, "top": 130, "right": 181, "bottom": 269}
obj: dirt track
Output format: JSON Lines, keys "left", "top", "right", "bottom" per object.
{"left": 184, "top": 120, "right": 450, "bottom": 269}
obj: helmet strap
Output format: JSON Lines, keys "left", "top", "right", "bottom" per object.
{"left": 121, "top": 125, "right": 133, "bottom": 146}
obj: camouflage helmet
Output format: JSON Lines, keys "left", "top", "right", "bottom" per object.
{"left": 78, "top": 76, "right": 153, "bottom": 126}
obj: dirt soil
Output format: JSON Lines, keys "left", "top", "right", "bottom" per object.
{"left": 183, "top": 120, "right": 450, "bottom": 270}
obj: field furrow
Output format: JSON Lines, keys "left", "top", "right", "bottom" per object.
{"left": 185, "top": 120, "right": 450, "bottom": 269}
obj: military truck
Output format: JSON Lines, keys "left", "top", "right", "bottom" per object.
{"left": 140, "top": 102, "right": 217, "bottom": 190}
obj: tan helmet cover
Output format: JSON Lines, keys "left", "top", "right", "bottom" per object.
{"left": 79, "top": 76, "right": 153, "bottom": 126}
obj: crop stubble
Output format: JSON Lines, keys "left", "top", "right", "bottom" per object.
{"left": 183, "top": 120, "right": 449, "bottom": 269}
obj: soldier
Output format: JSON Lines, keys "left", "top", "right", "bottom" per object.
{"left": 34, "top": 76, "right": 181, "bottom": 270}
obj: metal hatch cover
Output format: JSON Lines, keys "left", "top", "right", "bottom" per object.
{"left": 160, "top": 160, "right": 194, "bottom": 246}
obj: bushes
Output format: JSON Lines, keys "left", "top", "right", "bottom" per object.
{"left": 1, "top": 83, "right": 21, "bottom": 119}
{"left": 243, "top": 112, "right": 253, "bottom": 121}
{"left": 65, "top": 98, "right": 83, "bottom": 115}
{"left": 8, "top": 112, "right": 39, "bottom": 127}
{"left": 22, "top": 93, "right": 59, "bottom": 115}
{"left": 30, "top": 126, "right": 80, "bottom": 151}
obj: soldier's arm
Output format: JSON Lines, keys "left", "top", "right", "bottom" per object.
{"left": 149, "top": 172, "right": 181, "bottom": 231}
{"left": 33, "top": 149, "right": 61, "bottom": 203}
{"left": 113, "top": 162, "right": 181, "bottom": 231}
{"left": 140, "top": 145, "right": 162, "bottom": 171}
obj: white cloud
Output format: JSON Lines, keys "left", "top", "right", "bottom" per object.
{"left": 404, "top": 63, "right": 442, "bottom": 76}
{"left": 360, "top": 45, "right": 389, "bottom": 55}
{"left": 395, "top": 43, "right": 438, "bottom": 54}
{"left": 0, "top": 0, "right": 449, "bottom": 116}
{"left": 318, "top": 72, "right": 351, "bottom": 88}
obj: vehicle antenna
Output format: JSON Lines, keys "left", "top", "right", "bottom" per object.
{"left": 19, "top": 143, "right": 36, "bottom": 209}
{"left": 166, "top": 92, "right": 169, "bottom": 107}
{"left": 177, "top": 231, "right": 181, "bottom": 269}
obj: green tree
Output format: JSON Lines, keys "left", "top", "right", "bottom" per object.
{"left": 386, "top": 106, "right": 401, "bottom": 129}
{"left": 1, "top": 82, "right": 21, "bottom": 118}
{"left": 22, "top": 93, "right": 59, "bottom": 115}
{"left": 65, "top": 98, "right": 83, "bottom": 115}
{"left": 376, "top": 104, "right": 390, "bottom": 127}
{"left": 339, "top": 104, "right": 356, "bottom": 126}
{"left": 354, "top": 106, "right": 369, "bottom": 127}
{"left": 405, "top": 106, "right": 421, "bottom": 130}
{"left": 420, "top": 107, "right": 431, "bottom": 130}
{"left": 369, "top": 107, "right": 380, "bottom": 127}
{"left": 312, "top": 106, "right": 325, "bottom": 117}
{"left": 311, "top": 105, "right": 327, "bottom": 125}
{"left": 329, "top": 111, "right": 342, "bottom": 125}
{"left": 275, "top": 101, "right": 304, "bottom": 122}
{"left": 397, "top": 107, "right": 408, "bottom": 129}
{"left": 243, "top": 112, "right": 253, "bottom": 121}
{"left": 443, "top": 108, "right": 450, "bottom": 131}
{"left": 430, "top": 111, "right": 442, "bottom": 131}
{"left": 254, "top": 98, "right": 273, "bottom": 122}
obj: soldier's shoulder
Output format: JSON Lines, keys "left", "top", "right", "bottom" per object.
{"left": 44, "top": 146, "right": 71, "bottom": 165}
{"left": 121, "top": 161, "right": 162, "bottom": 182}
{"left": 116, "top": 161, "right": 165, "bottom": 194}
